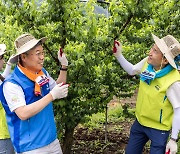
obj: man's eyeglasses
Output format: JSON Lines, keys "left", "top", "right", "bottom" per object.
{"left": 34, "top": 51, "right": 45, "bottom": 57}
{"left": 0, "top": 55, "right": 4, "bottom": 60}
{"left": 26, "top": 51, "right": 45, "bottom": 58}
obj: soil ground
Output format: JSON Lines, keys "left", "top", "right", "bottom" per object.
{"left": 71, "top": 91, "right": 150, "bottom": 154}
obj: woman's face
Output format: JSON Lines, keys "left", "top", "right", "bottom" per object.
{"left": 0, "top": 55, "right": 5, "bottom": 71}
{"left": 147, "top": 44, "right": 168, "bottom": 70}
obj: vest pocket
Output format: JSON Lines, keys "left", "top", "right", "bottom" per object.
{"left": 28, "top": 119, "right": 30, "bottom": 137}
{"left": 159, "top": 109, "right": 163, "bottom": 123}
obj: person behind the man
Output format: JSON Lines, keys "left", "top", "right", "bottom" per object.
{"left": 0, "top": 44, "right": 14, "bottom": 154}
{"left": 112, "top": 34, "right": 180, "bottom": 154}
{"left": 0, "top": 33, "right": 69, "bottom": 153}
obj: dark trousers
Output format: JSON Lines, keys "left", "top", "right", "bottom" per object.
{"left": 0, "top": 138, "right": 14, "bottom": 154}
{"left": 125, "top": 119, "right": 170, "bottom": 154}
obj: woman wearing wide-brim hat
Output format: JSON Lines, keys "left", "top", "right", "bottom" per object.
{"left": 112, "top": 34, "right": 180, "bottom": 154}
{"left": 0, "top": 44, "right": 14, "bottom": 154}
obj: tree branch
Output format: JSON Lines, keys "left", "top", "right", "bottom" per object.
{"left": 114, "top": 0, "right": 141, "bottom": 40}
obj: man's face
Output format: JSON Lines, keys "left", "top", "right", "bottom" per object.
{"left": 22, "top": 45, "right": 45, "bottom": 73}
{"left": 147, "top": 44, "right": 168, "bottom": 70}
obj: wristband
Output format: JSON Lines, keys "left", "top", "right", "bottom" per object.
{"left": 60, "top": 67, "right": 68, "bottom": 71}
{"left": 171, "top": 137, "right": 179, "bottom": 142}
{"left": 0, "top": 74, "right": 5, "bottom": 82}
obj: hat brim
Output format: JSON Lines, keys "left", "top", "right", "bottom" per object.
{"left": 152, "top": 34, "right": 177, "bottom": 69}
{"left": 0, "top": 44, "right": 6, "bottom": 56}
{"left": 10, "top": 37, "right": 47, "bottom": 64}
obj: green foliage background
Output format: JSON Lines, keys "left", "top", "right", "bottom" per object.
{"left": 0, "top": 0, "right": 180, "bottom": 152}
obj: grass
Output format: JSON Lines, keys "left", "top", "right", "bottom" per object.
{"left": 83, "top": 103, "right": 128, "bottom": 130}
{"left": 83, "top": 103, "right": 135, "bottom": 130}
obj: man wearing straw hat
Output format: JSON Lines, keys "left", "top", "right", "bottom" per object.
{"left": 0, "top": 33, "right": 69, "bottom": 154}
{"left": 112, "top": 34, "right": 180, "bottom": 154}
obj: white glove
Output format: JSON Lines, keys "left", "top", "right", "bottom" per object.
{"left": 50, "top": 82, "right": 68, "bottom": 100}
{"left": 166, "top": 139, "right": 177, "bottom": 154}
{"left": 113, "top": 40, "right": 122, "bottom": 58}
{"left": 58, "top": 48, "right": 68, "bottom": 66}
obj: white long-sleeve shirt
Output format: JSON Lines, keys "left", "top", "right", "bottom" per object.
{"left": 116, "top": 54, "right": 180, "bottom": 139}
{"left": 0, "top": 64, "right": 12, "bottom": 85}
{"left": 3, "top": 66, "right": 56, "bottom": 112}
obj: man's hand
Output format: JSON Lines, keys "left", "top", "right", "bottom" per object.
{"left": 166, "top": 139, "right": 177, "bottom": 154}
{"left": 50, "top": 82, "right": 68, "bottom": 100}
{"left": 58, "top": 48, "right": 68, "bottom": 66}
{"left": 113, "top": 40, "right": 122, "bottom": 58}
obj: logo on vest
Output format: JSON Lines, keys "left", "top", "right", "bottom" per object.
{"left": 155, "top": 85, "right": 160, "bottom": 90}
{"left": 35, "top": 75, "right": 49, "bottom": 86}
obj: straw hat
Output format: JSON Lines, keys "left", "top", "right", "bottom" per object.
{"left": 0, "top": 44, "right": 6, "bottom": 56}
{"left": 10, "top": 33, "right": 47, "bottom": 63}
{"left": 152, "top": 34, "right": 180, "bottom": 69}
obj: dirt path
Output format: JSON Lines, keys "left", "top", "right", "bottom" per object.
{"left": 72, "top": 120, "right": 149, "bottom": 154}
{"left": 72, "top": 90, "right": 149, "bottom": 153}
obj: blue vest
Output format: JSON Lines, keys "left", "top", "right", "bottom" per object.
{"left": 0, "top": 66, "right": 57, "bottom": 153}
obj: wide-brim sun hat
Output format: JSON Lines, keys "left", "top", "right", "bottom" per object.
{"left": 152, "top": 33, "right": 180, "bottom": 69}
{"left": 0, "top": 44, "right": 6, "bottom": 56}
{"left": 10, "top": 33, "right": 47, "bottom": 63}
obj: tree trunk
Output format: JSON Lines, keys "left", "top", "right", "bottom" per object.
{"left": 62, "top": 126, "right": 75, "bottom": 154}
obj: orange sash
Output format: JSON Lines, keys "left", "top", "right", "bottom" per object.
{"left": 18, "top": 63, "right": 49, "bottom": 96}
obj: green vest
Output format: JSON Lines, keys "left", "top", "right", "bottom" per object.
{"left": 136, "top": 63, "right": 180, "bottom": 131}
{"left": 0, "top": 103, "right": 10, "bottom": 139}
